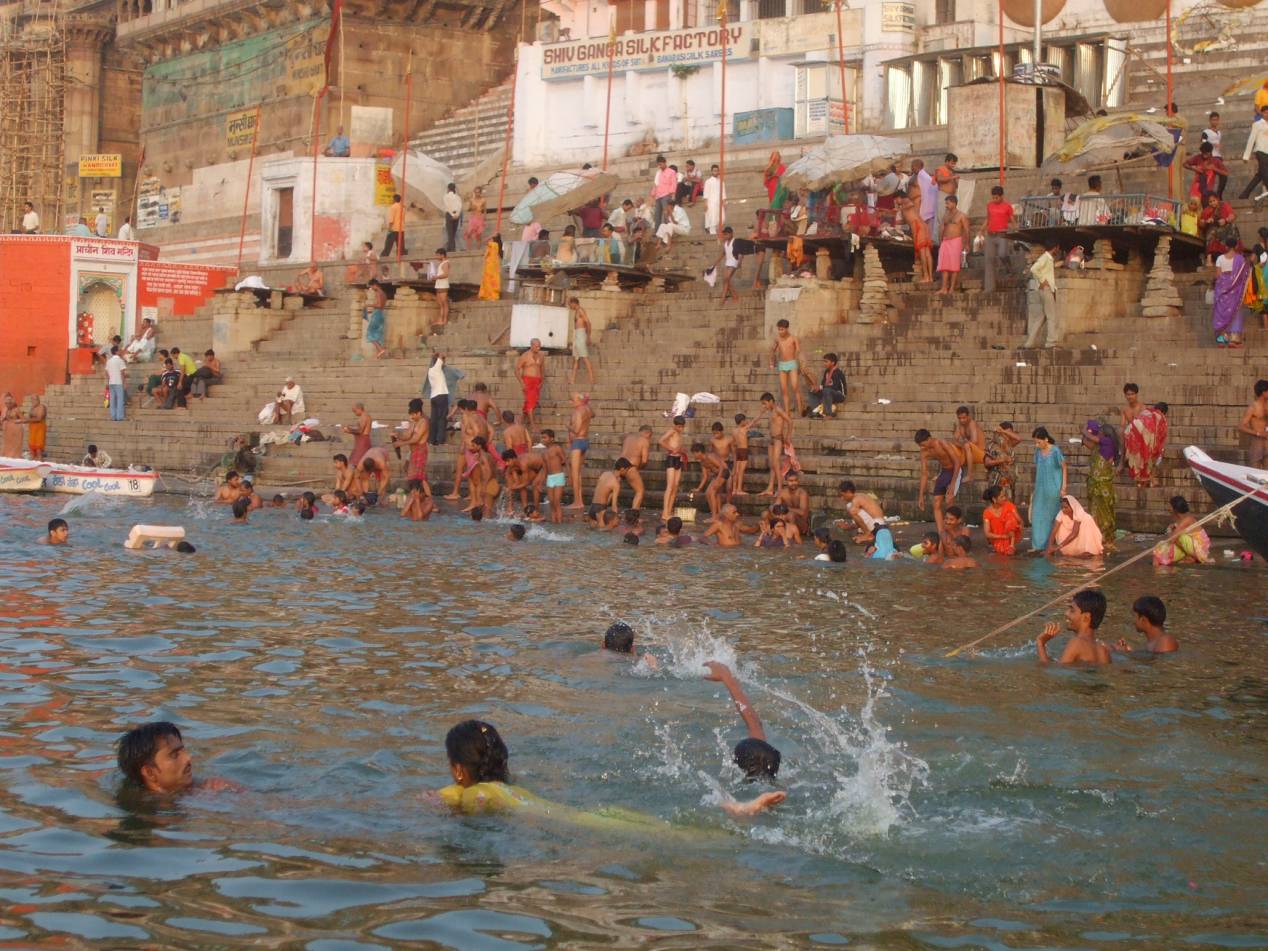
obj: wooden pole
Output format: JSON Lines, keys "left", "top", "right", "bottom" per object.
{"left": 1165, "top": 0, "right": 1174, "bottom": 199}
{"left": 834, "top": 0, "right": 849, "bottom": 135}
{"left": 602, "top": 20, "right": 616, "bottom": 171}
{"left": 235, "top": 105, "right": 261, "bottom": 274}
{"left": 495, "top": 41, "right": 519, "bottom": 236}
{"left": 718, "top": 0, "right": 728, "bottom": 231}
{"left": 998, "top": 0, "right": 1006, "bottom": 184}
{"left": 400, "top": 63, "right": 413, "bottom": 264}
{"left": 309, "top": 89, "right": 323, "bottom": 263}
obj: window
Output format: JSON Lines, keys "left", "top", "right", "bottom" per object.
{"left": 935, "top": 0, "right": 955, "bottom": 24}
{"left": 613, "top": 0, "right": 644, "bottom": 35}
{"left": 757, "top": 0, "right": 786, "bottom": 19}
{"left": 885, "top": 64, "right": 912, "bottom": 129}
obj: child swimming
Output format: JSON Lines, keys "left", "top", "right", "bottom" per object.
{"left": 601, "top": 622, "right": 657, "bottom": 668}
{"left": 702, "top": 662, "right": 786, "bottom": 791}
{"left": 436, "top": 720, "right": 782, "bottom": 822}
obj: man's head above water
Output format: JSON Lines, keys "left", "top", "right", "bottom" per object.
{"left": 117, "top": 721, "right": 193, "bottom": 794}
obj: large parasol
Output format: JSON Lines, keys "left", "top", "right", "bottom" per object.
{"left": 781, "top": 135, "right": 913, "bottom": 192}
{"left": 389, "top": 149, "right": 455, "bottom": 211}
{"left": 509, "top": 171, "right": 621, "bottom": 225}
{"left": 1040, "top": 112, "right": 1183, "bottom": 176}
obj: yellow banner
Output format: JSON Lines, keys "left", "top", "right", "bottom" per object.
{"left": 226, "top": 108, "right": 258, "bottom": 148}
{"left": 78, "top": 153, "right": 122, "bottom": 177}
{"left": 374, "top": 161, "right": 395, "bottom": 206}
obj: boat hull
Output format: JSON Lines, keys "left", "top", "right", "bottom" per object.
{"left": 44, "top": 468, "right": 158, "bottom": 498}
{"left": 1183, "top": 446, "right": 1268, "bottom": 560}
{"left": 0, "top": 464, "right": 48, "bottom": 493}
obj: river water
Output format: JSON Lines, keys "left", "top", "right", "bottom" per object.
{"left": 0, "top": 493, "right": 1264, "bottom": 948}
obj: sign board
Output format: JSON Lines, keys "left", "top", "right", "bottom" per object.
{"left": 79, "top": 153, "right": 122, "bottom": 177}
{"left": 71, "top": 238, "right": 138, "bottom": 263}
{"left": 226, "top": 108, "right": 258, "bottom": 148}
{"left": 137, "top": 261, "right": 233, "bottom": 316}
{"left": 542, "top": 24, "right": 753, "bottom": 80}
{"left": 374, "top": 161, "right": 395, "bottom": 206}
{"left": 137, "top": 177, "right": 162, "bottom": 229}
{"left": 880, "top": 1, "right": 915, "bottom": 33}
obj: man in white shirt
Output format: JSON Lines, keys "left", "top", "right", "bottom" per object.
{"left": 105, "top": 346, "right": 128, "bottom": 421}
{"left": 1240, "top": 104, "right": 1268, "bottom": 202}
{"left": 94, "top": 208, "right": 109, "bottom": 237}
{"left": 21, "top": 201, "right": 39, "bottom": 233}
{"left": 117, "top": 216, "right": 135, "bottom": 241}
{"left": 272, "top": 375, "right": 305, "bottom": 424}
{"left": 654, "top": 198, "right": 690, "bottom": 248}
{"left": 443, "top": 183, "right": 463, "bottom": 252}
{"left": 1023, "top": 241, "right": 1062, "bottom": 349}
{"left": 1202, "top": 111, "right": 1225, "bottom": 198}
{"left": 702, "top": 164, "right": 725, "bottom": 234}
{"left": 707, "top": 225, "right": 743, "bottom": 303}
{"left": 606, "top": 199, "right": 633, "bottom": 263}
{"left": 425, "top": 353, "right": 449, "bottom": 445}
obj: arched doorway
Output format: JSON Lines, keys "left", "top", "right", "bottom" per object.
{"left": 76, "top": 276, "right": 125, "bottom": 347}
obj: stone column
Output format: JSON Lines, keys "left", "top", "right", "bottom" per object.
{"left": 856, "top": 244, "right": 889, "bottom": 323}
{"left": 1140, "top": 235, "right": 1183, "bottom": 318}
{"left": 62, "top": 18, "right": 112, "bottom": 217}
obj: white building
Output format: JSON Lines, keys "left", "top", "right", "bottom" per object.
{"left": 513, "top": 0, "right": 1253, "bottom": 166}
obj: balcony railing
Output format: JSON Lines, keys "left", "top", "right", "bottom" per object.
{"left": 1015, "top": 194, "right": 1179, "bottom": 230}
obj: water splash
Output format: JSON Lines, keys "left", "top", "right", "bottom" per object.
{"left": 57, "top": 491, "right": 123, "bottom": 517}
{"left": 185, "top": 496, "right": 215, "bottom": 521}
{"left": 525, "top": 525, "right": 570, "bottom": 542}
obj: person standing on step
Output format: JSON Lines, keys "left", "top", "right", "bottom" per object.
{"left": 341, "top": 402, "right": 373, "bottom": 467}
{"left": 1024, "top": 240, "right": 1062, "bottom": 349}
{"left": 708, "top": 226, "right": 743, "bottom": 304}
{"left": 1238, "top": 379, "right": 1268, "bottom": 468}
{"left": 566, "top": 392, "right": 594, "bottom": 511}
{"left": 979, "top": 185, "right": 1015, "bottom": 294}
{"left": 515, "top": 338, "right": 546, "bottom": 427}
{"left": 443, "top": 183, "right": 463, "bottom": 252}
{"left": 568, "top": 298, "right": 595, "bottom": 386}
{"left": 23, "top": 394, "right": 47, "bottom": 460}
{"left": 433, "top": 250, "right": 451, "bottom": 327}
{"left": 382, "top": 193, "right": 407, "bottom": 258}
{"left": 915, "top": 428, "right": 963, "bottom": 535}
{"left": 651, "top": 154, "right": 677, "bottom": 228}
{"left": 703, "top": 163, "right": 725, "bottom": 235}
{"left": 1239, "top": 104, "right": 1268, "bottom": 205}
{"left": 768, "top": 319, "right": 805, "bottom": 417}
{"left": 102, "top": 346, "right": 127, "bottom": 421}
{"left": 619, "top": 425, "right": 653, "bottom": 510}
{"left": 1, "top": 392, "right": 24, "bottom": 455}
{"left": 424, "top": 353, "right": 449, "bottom": 446}
{"left": 658, "top": 415, "right": 689, "bottom": 523}
{"left": 932, "top": 153, "right": 958, "bottom": 243}
{"left": 935, "top": 196, "right": 968, "bottom": 298}
{"left": 364, "top": 279, "right": 388, "bottom": 358}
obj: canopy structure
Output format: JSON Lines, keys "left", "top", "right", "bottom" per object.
{"left": 782, "top": 135, "right": 913, "bottom": 192}
{"left": 389, "top": 150, "right": 456, "bottom": 211}
{"left": 509, "top": 172, "right": 620, "bottom": 225}
{"left": 1040, "top": 112, "right": 1184, "bottom": 176}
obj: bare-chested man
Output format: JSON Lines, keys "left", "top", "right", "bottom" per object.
{"left": 769, "top": 319, "right": 805, "bottom": 417}
{"left": 759, "top": 392, "right": 793, "bottom": 497}
{"left": 936, "top": 195, "right": 969, "bottom": 297}
{"left": 690, "top": 441, "right": 730, "bottom": 520}
{"left": 776, "top": 470, "right": 810, "bottom": 536}
{"left": 659, "top": 415, "right": 688, "bottom": 522}
{"left": 444, "top": 400, "right": 484, "bottom": 501}
{"left": 501, "top": 411, "right": 532, "bottom": 458}
{"left": 341, "top": 402, "right": 373, "bottom": 468}
{"left": 899, "top": 189, "right": 933, "bottom": 285}
{"left": 515, "top": 339, "right": 546, "bottom": 426}
{"left": 619, "top": 425, "right": 653, "bottom": 509}
{"left": 951, "top": 405, "right": 987, "bottom": 481}
{"left": 702, "top": 503, "right": 756, "bottom": 547}
{"left": 214, "top": 471, "right": 244, "bottom": 503}
{"left": 710, "top": 421, "right": 735, "bottom": 471}
{"left": 916, "top": 427, "right": 963, "bottom": 534}
{"left": 731, "top": 413, "right": 757, "bottom": 496}
{"left": 592, "top": 458, "right": 632, "bottom": 512}
{"left": 835, "top": 479, "right": 885, "bottom": 544}
{"left": 322, "top": 453, "right": 356, "bottom": 505}
{"left": 541, "top": 429, "right": 568, "bottom": 523}
{"left": 1238, "top": 378, "right": 1268, "bottom": 468}
{"left": 502, "top": 448, "right": 547, "bottom": 512}
{"left": 471, "top": 382, "right": 499, "bottom": 426}
{"left": 464, "top": 435, "right": 498, "bottom": 513}
{"left": 566, "top": 392, "right": 594, "bottom": 509}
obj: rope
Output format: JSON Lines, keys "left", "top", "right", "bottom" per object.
{"left": 944, "top": 476, "right": 1266, "bottom": 658}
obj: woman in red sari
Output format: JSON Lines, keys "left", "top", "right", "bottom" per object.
{"left": 1198, "top": 193, "right": 1236, "bottom": 263}
{"left": 981, "top": 486, "right": 1022, "bottom": 555}
{"left": 1121, "top": 383, "right": 1169, "bottom": 488}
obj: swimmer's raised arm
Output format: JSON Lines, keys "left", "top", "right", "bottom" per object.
{"left": 720, "top": 790, "right": 786, "bottom": 818}
{"left": 703, "top": 661, "right": 765, "bottom": 741}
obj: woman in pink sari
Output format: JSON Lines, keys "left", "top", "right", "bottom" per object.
{"left": 1045, "top": 495, "right": 1104, "bottom": 558}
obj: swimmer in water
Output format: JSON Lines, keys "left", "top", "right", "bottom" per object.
{"left": 702, "top": 504, "right": 757, "bottom": 547}
{"left": 270, "top": 494, "right": 286, "bottom": 508}
{"left": 507, "top": 523, "right": 526, "bottom": 541}
{"left": 39, "top": 518, "right": 69, "bottom": 545}
{"left": 214, "top": 470, "right": 244, "bottom": 504}
{"left": 402, "top": 478, "right": 435, "bottom": 521}
{"left": 116, "top": 721, "right": 241, "bottom": 795}
{"left": 1114, "top": 595, "right": 1178, "bottom": 654}
{"left": 911, "top": 530, "right": 941, "bottom": 562}
{"left": 436, "top": 720, "right": 779, "bottom": 822}
{"left": 939, "top": 506, "right": 976, "bottom": 569}
{"left": 656, "top": 515, "right": 692, "bottom": 546}
{"left": 230, "top": 497, "right": 251, "bottom": 524}
{"left": 623, "top": 532, "right": 640, "bottom": 545}
{"left": 602, "top": 621, "right": 657, "bottom": 667}
{"left": 1036, "top": 589, "right": 1113, "bottom": 665}
{"left": 702, "top": 662, "right": 788, "bottom": 811}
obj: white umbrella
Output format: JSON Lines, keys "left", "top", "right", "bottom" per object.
{"left": 510, "top": 171, "right": 619, "bottom": 226}
{"left": 782, "top": 135, "right": 913, "bottom": 192}
{"left": 389, "top": 150, "right": 455, "bottom": 211}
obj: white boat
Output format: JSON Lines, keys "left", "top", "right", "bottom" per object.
{"left": 0, "top": 456, "right": 159, "bottom": 498}
{"left": 1183, "top": 446, "right": 1268, "bottom": 560}
{"left": 0, "top": 460, "right": 50, "bottom": 493}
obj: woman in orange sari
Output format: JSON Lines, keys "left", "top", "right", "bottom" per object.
{"left": 478, "top": 234, "right": 502, "bottom": 301}
{"left": 981, "top": 485, "right": 1022, "bottom": 555}
{"left": 763, "top": 151, "right": 787, "bottom": 210}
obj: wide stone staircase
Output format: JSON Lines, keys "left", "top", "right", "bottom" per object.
{"left": 408, "top": 77, "right": 514, "bottom": 181}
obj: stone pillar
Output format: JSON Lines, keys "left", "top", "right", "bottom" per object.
{"left": 63, "top": 18, "right": 112, "bottom": 215}
{"left": 1085, "top": 238, "right": 1119, "bottom": 271}
{"left": 1140, "top": 235, "right": 1183, "bottom": 318}
{"left": 856, "top": 244, "right": 889, "bottom": 323}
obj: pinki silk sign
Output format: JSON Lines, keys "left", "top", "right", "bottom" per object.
{"left": 542, "top": 24, "right": 752, "bottom": 80}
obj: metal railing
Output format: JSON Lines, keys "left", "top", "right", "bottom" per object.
{"left": 1015, "top": 193, "right": 1179, "bottom": 230}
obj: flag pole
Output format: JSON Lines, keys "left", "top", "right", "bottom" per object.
{"left": 399, "top": 52, "right": 413, "bottom": 265}
{"left": 718, "top": 0, "right": 728, "bottom": 231}
{"left": 495, "top": 39, "right": 520, "bottom": 236}
{"left": 310, "top": 88, "right": 324, "bottom": 262}
{"left": 236, "top": 104, "right": 261, "bottom": 274}
{"left": 998, "top": 0, "right": 1006, "bottom": 184}
{"left": 834, "top": 0, "right": 849, "bottom": 134}
{"left": 602, "top": 18, "right": 616, "bottom": 171}
{"left": 1165, "top": 0, "right": 1174, "bottom": 199}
